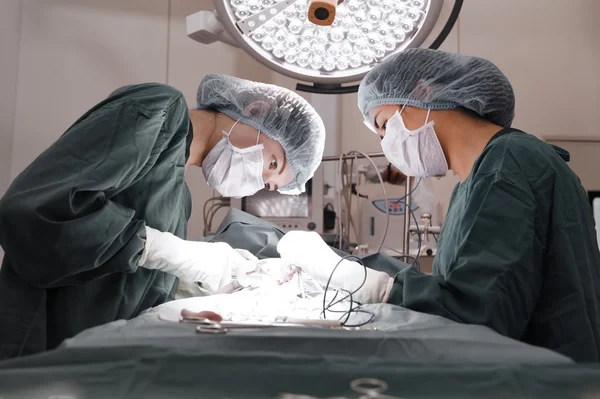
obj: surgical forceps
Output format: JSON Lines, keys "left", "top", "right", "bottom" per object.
{"left": 180, "top": 315, "right": 343, "bottom": 334}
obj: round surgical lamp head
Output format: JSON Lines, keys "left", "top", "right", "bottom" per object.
{"left": 198, "top": 0, "right": 461, "bottom": 93}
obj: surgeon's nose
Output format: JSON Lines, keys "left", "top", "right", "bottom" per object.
{"left": 263, "top": 180, "right": 278, "bottom": 191}
{"left": 262, "top": 169, "right": 279, "bottom": 191}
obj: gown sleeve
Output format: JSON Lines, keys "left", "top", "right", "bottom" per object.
{"left": 0, "top": 84, "right": 188, "bottom": 289}
{"left": 386, "top": 157, "right": 543, "bottom": 339}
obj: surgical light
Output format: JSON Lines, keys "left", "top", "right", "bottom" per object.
{"left": 187, "top": 0, "right": 461, "bottom": 93}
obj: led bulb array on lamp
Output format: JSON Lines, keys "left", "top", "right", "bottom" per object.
{"left": 213, "top": 0, "right": 441, "bottom": 84}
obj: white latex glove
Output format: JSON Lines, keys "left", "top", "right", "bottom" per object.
{"left": 139, "top": 226, "right": 258, "bottom": 293}
{"left": 277, "top": 231, "right": 393, "bottom": 304}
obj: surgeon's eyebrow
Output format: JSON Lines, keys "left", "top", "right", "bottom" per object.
{"left": 278, "top": 152, "right": 287, "bottom": 176}
{"left": 373, "top": 111, "right": 382, "bottom": 129}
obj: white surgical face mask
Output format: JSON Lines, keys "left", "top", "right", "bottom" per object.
{"left": 202, "top": 121, "right": 265, "bottom": 198}
{"left": 380, "top": 107, "right": 448, "bottom": 178}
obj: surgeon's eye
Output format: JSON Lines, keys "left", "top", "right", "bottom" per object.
{"left": 269, "top": 157, "right": 277, "bottom": 170}
{"left": 264, "top": 183, "right": 271, "bottom": 190}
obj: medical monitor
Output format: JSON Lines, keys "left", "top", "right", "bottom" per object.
{"left": 230, "top": 166, "right": 324, "bottom": 233}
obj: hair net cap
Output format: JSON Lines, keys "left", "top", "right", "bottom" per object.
{"left": 197, "top": 74, "right": 325, "bottom": 195}
{"left": 358, "top": 49, "right": 516, "bottom": 129}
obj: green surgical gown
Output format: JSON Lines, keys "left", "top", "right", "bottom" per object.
{"left": 387, "top": 129, "right": 600, "bottom": 362}
{"left": 0, "top": 83, "right": 192, "bottom": 360}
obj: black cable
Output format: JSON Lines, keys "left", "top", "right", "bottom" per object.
{"left": 322, "top": 255, "right": 365, "bottom": 309}
{"left": 341, "top": 307, "right": 376, "bottom": 328}
{"left": 380, "top": 245, "right": 420, "bottom": 268}
{"left": 203, "top": 197, "right": 227, "bottom": 234}
{"left": 396, "top": 255, "right": 421, "bottom": 270}
{"left": 321, "top": 254, "right": 376, "bottom": 328}
{"left": 397, "top": 177, "right": 422, "bottom": 203}
{"left": 207, "top": 204, "right": 228, "bottom": 233}
{"left": 323, "top": 289, "right": 355, "bottom": 326}
{"left": 203, "top": 197, "right": 223, "bottom": 220}
{"left": 205, "top": 199, "right": 230, "bottom": 234}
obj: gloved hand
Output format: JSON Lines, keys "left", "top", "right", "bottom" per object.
{"left": 276, "top": 231, "right": 393, "bottom": 304}
{"left": 139, "top": 226, "right": 258, "bottom": 293}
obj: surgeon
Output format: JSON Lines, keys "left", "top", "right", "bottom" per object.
{"left": 278, "top": 49, "right": 600, "bottom": 362}
{"left": 0, "top": 75, "right": 326, "bottom": 360}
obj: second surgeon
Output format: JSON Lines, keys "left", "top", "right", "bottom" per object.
{"left": 278, "top": 49, "right": 600, "bottom": 363}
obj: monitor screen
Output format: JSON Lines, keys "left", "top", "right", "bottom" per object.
{"left": 242, "top": 180, "right": 313, "bottom": 219}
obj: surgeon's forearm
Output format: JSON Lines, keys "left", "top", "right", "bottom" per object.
{"left": 138, "top": 226, "right": 228, "bottom": 287}
{"left": 385, "top": 267, "right": 465, "bottom": 323}
{"left": 138, "top": 226, "right": 191, "bottom": 277}
{"left": 138, "top": 226, "right": 193, "bottom": 279}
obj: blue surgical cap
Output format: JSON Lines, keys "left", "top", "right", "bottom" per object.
{"left": 358, "top": 48, "right": 516, "bottom": 129}
{"left": 197, "top": 74, "right": 326, "bottom": 195}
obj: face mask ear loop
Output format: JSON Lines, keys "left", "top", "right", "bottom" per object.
{"left": 226, "top": 120, "right": 240, "bottom": 137}
{"left": 425, "top": 109, "right": 431, "bottom": 124}
{"left": 255, "top": 130, "right": 261, "bottom": 146}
